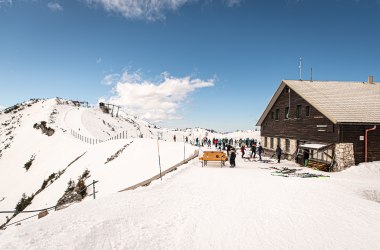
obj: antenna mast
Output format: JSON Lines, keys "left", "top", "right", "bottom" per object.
{"left": 299, "top": 57, "right": 302, "bottom": 80}
{"left": 310, "top": 67, "right": 313, "bottom": 81}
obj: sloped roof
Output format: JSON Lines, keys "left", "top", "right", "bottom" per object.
{"left": 256, "top": 80, "right": 380, "bottom": 125}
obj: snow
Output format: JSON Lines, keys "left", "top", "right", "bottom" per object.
{"left": 299, "top": 143, "right": 327, "bottom": 149}
{"left": 0, "top": 99, "right": 197, "bottom": 225}
{"left": 1, "top": 98, "right": 379, "bottom": 249}
{"left": 0, "top": 98, "right": 254, "bottom": 226}
{"left": 1, "top": 156, "right": 380, "bottom": 249}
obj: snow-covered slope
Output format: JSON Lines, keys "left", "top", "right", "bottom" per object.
{"left": 0, "top": 154, "right": 379, "bottom": 249}
{"left": 0, "top": 98, "right": 199, "bottom": 227}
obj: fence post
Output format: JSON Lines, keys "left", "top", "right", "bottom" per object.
{"left": 183, "top": 136, "right": 186, "bottom": 161}
{"left": 157, "top": 139, "right": 162, "bottom": 181}
{"left": 93, "top": 180, "right": 96, "bottom": 199}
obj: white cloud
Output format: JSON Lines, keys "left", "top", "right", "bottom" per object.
{"left": 101, "top": 73, "right": 120, "bottom": 85}
{"left": 0, "top": 0, "right": 12, "bottom": 8}
{"left": 224, "top": 0, "right": 243, "bottom": 7}
{"left": 84, "top": 0, "right": 243, "bottom": 21}
{"left": 100, "top": 70, "right": 214, "bottom": 121}
{"left": 47, "top": 2, "right": 63, "bottom": 12}
{"left": 85, "top": 0, "right": 190, "bottom": 21}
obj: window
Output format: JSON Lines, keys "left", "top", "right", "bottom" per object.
{"left": 264, "top": 137, "right": 267, "bottom": 147}
{"left": 275, "top": 109, "right": 279, "bottom": 120}
{"left": 277, "top": 138, "right": 281, "bottom": 148}
{"left": 296, "top": 105, "right": 302, "bottom": 118}
{"left": 270, "top": 137, "right": 274, "bottom": 149}
{"left": 285, "top": 107, "right": 289, "bottom": 119}
{"left": 271, "top": 112, "right": 274, "bottom": 119}
{"left": 306, "top": 106, "right": 310, "bottom": 117}
{"left": 285, "top": 139, "right": 290, "bottom": 152}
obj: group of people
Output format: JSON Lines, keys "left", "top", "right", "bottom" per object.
{"left": 224, "top": 141, "right": 266, "bottom": 168}
{"left": 178, "top": 135, "right": 284, "bottom": 167}
{"left": 240, "top": 143, "right": 265, "bottom": 160}
{"left": 227, "top": 142, "right": 284, "bottom": 167}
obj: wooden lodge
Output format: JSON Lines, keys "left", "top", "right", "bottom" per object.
{"left": 256, "top": 77, "right": 380, "bottom": 171}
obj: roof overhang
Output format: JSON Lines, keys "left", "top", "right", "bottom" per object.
{"left": 299, "top": 143, "right": 328, "bottom": 150}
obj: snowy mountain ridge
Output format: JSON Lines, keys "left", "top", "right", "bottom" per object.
{"left": 0, "top": 97, "right": 258, "bottom": 229}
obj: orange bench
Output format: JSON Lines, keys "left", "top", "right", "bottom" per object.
{"left": 199, "top": 151, "right": 228, "bottom": 168}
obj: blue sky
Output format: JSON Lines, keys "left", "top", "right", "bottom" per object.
{"left": 1, "top": 0, "right": 379, "bottom": 132}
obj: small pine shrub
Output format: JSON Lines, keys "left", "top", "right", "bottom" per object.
{"left": 80, "top": 169, "right": 90, "bottom": 180}
{"left": 41, "top": 179, "right": 48, "bottom": 190}
{"left": 15, "top": 193, "right": 34, "bottom": 213}
{"left": 24, "top": 154, "right": 36, "bottom": 171}
{"left": 77, "top": 180, "right": 87, "bottom": 198}
{"left": 66, "top": 180, "right": 75, "bottom": 193}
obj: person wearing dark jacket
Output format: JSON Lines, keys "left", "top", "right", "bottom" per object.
{"left": 250, "top": 144, "right": 257, "bottom": 158}
{"left": 304, "top": 149, "right": 310, "bottom": 166}
{"left": 230, "top": 150, "right": 236, "bottom": 168}
{"left": 241, "top": 145, "right": 245, "bottom": 158}
{"left": 276, "top": 145, "right": 282, "bottom": 163}
{"left": 257, "top": 143, "right": 264, "bottom": 161}
{"left": 226, "top": 144, "right": 232, "bottom": 157}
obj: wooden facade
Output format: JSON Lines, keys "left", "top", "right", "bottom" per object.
{"left": 339, "top": 124, "right": 380, "bottom": 163}
{"left": 261, "top": 87, "right": 338, "bottom": 144}
{"left": 259, "top": 84, "right": 380, "bottom": 166}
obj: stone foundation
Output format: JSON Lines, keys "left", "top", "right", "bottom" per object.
{"left": 334, "top": 143, "right": 355, "bottom": 171}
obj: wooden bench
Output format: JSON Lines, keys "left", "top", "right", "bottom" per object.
{"left": 199, "top": 151, "right": 228, "bottom": 168}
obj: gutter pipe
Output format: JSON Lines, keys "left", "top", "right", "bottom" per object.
{"left": 365, "top": 125, "right": 377, "bottom": 162}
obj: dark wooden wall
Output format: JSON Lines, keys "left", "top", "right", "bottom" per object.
{"left": 340, "top": 124, "right": 380, "bottom": 164}
{"left": 260, "top": 84, "right": 380, "bottom": 164}
{"left": 261, "top": 86, "right": 338, "bottom": 143}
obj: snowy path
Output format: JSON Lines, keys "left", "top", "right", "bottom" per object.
{"left": 1, "top": 152, "right": 380, "bottom": 249}
{"left": 63, "top": 107, "right": 95, "bottom": 139}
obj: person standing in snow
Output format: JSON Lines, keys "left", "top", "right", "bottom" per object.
{"left": 276, "top": 145, "right": 282, "bottom": 163}
{"left": 250, "top": 143, "right": 257, "bottom": 158}
{"left": 304, "top": 149, "right": 310, "bottom": 166}
{"left": 257, "top": 143, "right": 264, "bottom": 161}
{"left": 195, "top": 137, "right": 199, "bottom": 146}
{"left": 173, "top": 135, "right": 176, "bottom": 142}
{"left": 230, "top": 150, "right": 236, "bottom": 168}
{"left": 241, "top": 145, "right": 245, "bottom": 158}
{"left": 226, "top": 144, "right": 232, "bottom": 157}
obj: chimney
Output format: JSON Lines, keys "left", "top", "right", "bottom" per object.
{"left": 368, "top": 75, "right": 374, "bottom": 84}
